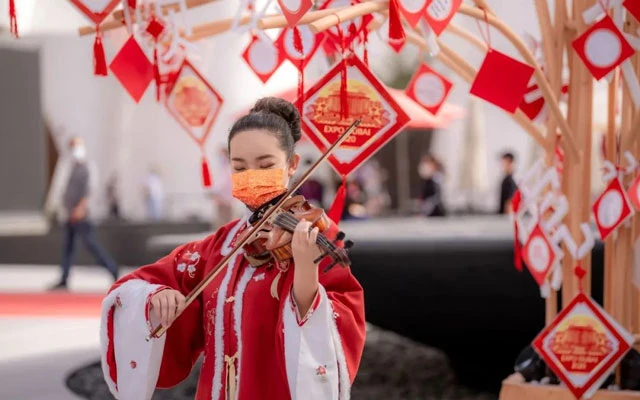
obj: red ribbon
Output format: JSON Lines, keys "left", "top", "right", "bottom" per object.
{"left": 293, "top": 26, "right": 305, "bottom": 118}
{"left": 93, "top": 28, "right": 108, "bottom": 76}
{"left": 387, "top": 0, "right": 406, "bottom": 52}
{"left": 328, "top": 177, "right": 347, "bottom": 224}
{"left": 153, "top": 46, "right": 161, "bottom": 102}
{"left": 337, "top": 26, "right": 349, "bottom": 120}
{"left": 9, "top": 0, "right": 18, "bottom": 38}
{"left": 511, "top": 189, "right": 523, "bottom": 272}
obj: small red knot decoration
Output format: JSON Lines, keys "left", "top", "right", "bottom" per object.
{"left": 130, "top": 360, "right": 137, "bottom": 369}
{"left": 574, "top": 265, "right": 586, "bottom": 280}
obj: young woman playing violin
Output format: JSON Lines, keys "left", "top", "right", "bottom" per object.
{"left": 100, "top": 97, "right": 366, "bottom": 400}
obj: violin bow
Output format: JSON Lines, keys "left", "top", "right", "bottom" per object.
{"left": 146, "top": 118, "right": 362, "bottom": 341}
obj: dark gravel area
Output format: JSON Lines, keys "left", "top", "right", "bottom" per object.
{"left": 67, "top": 325, "right": 497, "bottom": 400}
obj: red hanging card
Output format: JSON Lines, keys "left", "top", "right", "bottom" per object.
{"left": 165, "top": 59, "right": 224, "bottom": 147}
{"left": 277, "top": 0, "right": 314, "bottom": 27}
{"left": 592, "top": 177, "right": 634, "bottom": 240}
{"left": 624, "top": 0, "right": 640, "bottom": 23}
{"left": 424, "top": 0, "right": 462, "bottom": 36}
{"left": 572, "top": 15, "right": 635, "bottom": 81}
{"left": 109, "top": 36, "right": 154, "bottom": 103}
{"left": 398, "top": 0, "right": 430, "bottom": 28}
{"left": 275, "top": 26, "right": 326, "bottom": 71}
{"left": 533, "top": 292, "right": 634, "bottom": 399}
{"left": 627, "top": 173, "right": 640, "bottom": 211}
{"left": 296, "top": 54, "right": 410, "bottom": 176}
{"left": 405, "top": 63, "right": 453, "bottom": 115}
{"left": 522, "top": 224, "right": 557, "bottom": 286}
{"left": 470, "top": 50, "right": 535, "bottom": 113}
{"left": 242, "top": 35, "right": 285, "bottom": 83}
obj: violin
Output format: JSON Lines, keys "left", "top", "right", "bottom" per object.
{"left": 238, "top": 195, "right": 354, "bottom": 272}
{"left": 146, "top": 118, "right": 361, "bottom": 341}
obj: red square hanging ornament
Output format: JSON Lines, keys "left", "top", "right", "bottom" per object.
{"left": 624, "top": 0, "right": 640, "bottom": 22}
{"left": 165, "top": 59, "right": 224, "bottom": 187}
{"left": 533, "top": 292, "right": 634, "bottom": 399}
{"left": 277, "top": 0, "right": 314, "bottom": 27}
{"left": 627, "top": 172, "right": 640, "bottom": 211}
{"left": 470, "top": 50, "right": 535, "bottom": 113}
{"left": 109, "top": 35, "right": 154, "bottom": 103}
{"left": 296, "top": 54, "right": 410, "bottom": 176}
{"left": 398, "top": 0, "right": 431, "bottom": 28}
{"left": 165, "top": 59, "right": 224, "bottom": 146}
{"left": 275, "top": 26, "right": 325, "bottom": 71}
{"left": 242, "top": 35, "right": 285, "bottom": 84}
{"left": 405, "top": 63, "right": 453, "bottom": 115}
{"left": 592, "top": 177, "right": 634, "bottom": 240}
{"left": 522, "top": 224, "right": 557, "bottom": 286}
{"left": 572, "top": 15, "right": 635, "bottom": 81}
{"left": 424, "top": 0, "right": 462, "bottom": 36}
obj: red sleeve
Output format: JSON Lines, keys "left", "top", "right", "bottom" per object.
{"left": 109, "top": 228, "right": 225, "bottom": 388}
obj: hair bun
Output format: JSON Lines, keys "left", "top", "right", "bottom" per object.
{"left": 250, "top": 97, "right": 301, "bottom": 143}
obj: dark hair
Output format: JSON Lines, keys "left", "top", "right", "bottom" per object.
{"left": 501, "top": 152, "right": 515, "bottom": 162}
{"left": 228, "top": 97, "right": 301, "bottom": 158}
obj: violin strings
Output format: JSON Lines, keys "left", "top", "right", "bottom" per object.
{"left": 275, "top": 213, "right": 338, "bottom": 250}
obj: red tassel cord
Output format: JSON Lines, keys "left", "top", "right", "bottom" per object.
{"left": 128, "top": 0, "right": 137, "bottom": 8}
{"left": 362, "top": 26, "right": 369, "bottom": 66}
{"left": 201, "top": 155, "right": 212, "bottom": 188}
{"left": 387, "top": 0, "right": 406, "bottom": 52}
{"left": 93, "top": 29, "right": 108, "bottom": 76}
{"left": 293, "top": 27, "right": 305, "bottom": 118}
{"left": 327, "top": 177, "right": 347, "bottom": 224}
{"left": 154, "top": 45, "right": 161, "bottom": 102}
{"left": 9, "top": 0, "right": 18, "bottom": 38}
{"left": 337, "top": 26, "right": 349, "bottom": 120}
{"left": 511, "top": 189, "right": 523, "bottom": 271}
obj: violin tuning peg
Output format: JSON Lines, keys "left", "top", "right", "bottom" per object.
{"left": 314, "top": 251, "right": 329, "bottom": 264}
{"left": 344, "top": 240, "right": 354, "bottom": 249}
{"left": 336, "top": 231, "right": 346, "bottom": 241}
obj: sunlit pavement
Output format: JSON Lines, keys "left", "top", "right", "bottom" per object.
{"left": 0, "top": 265, "right": 133, "bottom": 400}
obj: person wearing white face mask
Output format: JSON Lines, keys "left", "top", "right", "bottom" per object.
{"left": 49, "top": 137, "right": 119, "bottom": 290}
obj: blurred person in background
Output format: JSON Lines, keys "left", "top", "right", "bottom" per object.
{"left": 353, "top": 158, "right": 390, "bottom": 217}
{"left": 296, "top": 157, "right": 325, "bottom": 208}
{"left": 418, "top": 153, "right": 446, "bottom": 217}
{"left": 210, "top": 147, "right": 234, "bottom": 227}
{"left": 106, "top": 173, "right": 120, "bottom": 219}
{"left": 342, "top": 179, "right": 368, "bottom": 220}
{"left": 143, "top": 166, "right": 164, "bottom": 221}
{"left": 498, "top": 151, "right": 518, "bottom": 215}
{"left": 47, "top": 137, "right": 119, "bottom": 290}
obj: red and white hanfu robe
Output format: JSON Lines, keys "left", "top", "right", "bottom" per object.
{"left": 100, "top": 216, "right": 366, "bottom": 400}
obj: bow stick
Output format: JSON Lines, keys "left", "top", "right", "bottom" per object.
{"left": 146, "top": 118, "right": 362, "bottom": 341}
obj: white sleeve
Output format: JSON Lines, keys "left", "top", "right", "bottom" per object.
{"left": 283, "top": 285, "right": 351, "bottom": 400}
{"left": 100, "top": 279, "right": 168, "bottom": 400}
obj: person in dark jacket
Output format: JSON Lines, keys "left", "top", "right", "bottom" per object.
{"left": 498, "top": 151, "right": 518, "bottom": 214}
{"left": 418, "top": 154, "right": 446, "bottom": 217}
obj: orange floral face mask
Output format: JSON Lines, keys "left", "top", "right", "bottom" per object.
{"left": 231, "top": 168, "right": 288, "bottom": 209}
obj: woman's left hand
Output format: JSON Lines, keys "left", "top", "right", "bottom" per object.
{"left": 291, "top": 219, "right": 323, "bottom": 270}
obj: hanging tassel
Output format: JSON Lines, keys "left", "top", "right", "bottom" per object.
{"left": 293, "top": 27, "right": 305, "bottom": 117}
{"left": 362, "top": 27, "right": 369, "bottom": 66}
{"left": 127, "top": 0, "right": 137, "bottom": 8}
{"left": 201, "top": 155, "right": 212, "bottom": 187}
{"left": 387, "top": 0, "right": 406, "bottom": 52}
{"left": 9, "top": 0, "right": 18, "bottom": 38}
{"left": 93, "top": 29, "right": 108, "bottom": 76}
{"left": 511, "top": 189, "right": 523, "bottom": 272}
{"left": 337, "top": 26, "right": 349, "bottom": 120}
{"left": 153, "top": 45, "right": 161, "bottom": 102}
{"left": 327, "top": 177, "right": 347, "bottom": 224}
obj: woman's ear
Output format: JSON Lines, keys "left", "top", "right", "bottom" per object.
{"left": 288, "top": 153, "right": 301, "bottom": 178}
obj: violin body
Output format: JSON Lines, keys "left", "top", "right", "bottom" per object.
{"left": 238, "top": 195, "right": 352, "bottom": 270}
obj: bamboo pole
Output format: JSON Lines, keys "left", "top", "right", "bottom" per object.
{"left": 604, "top": 70, "right": 620, "bottom": 314}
